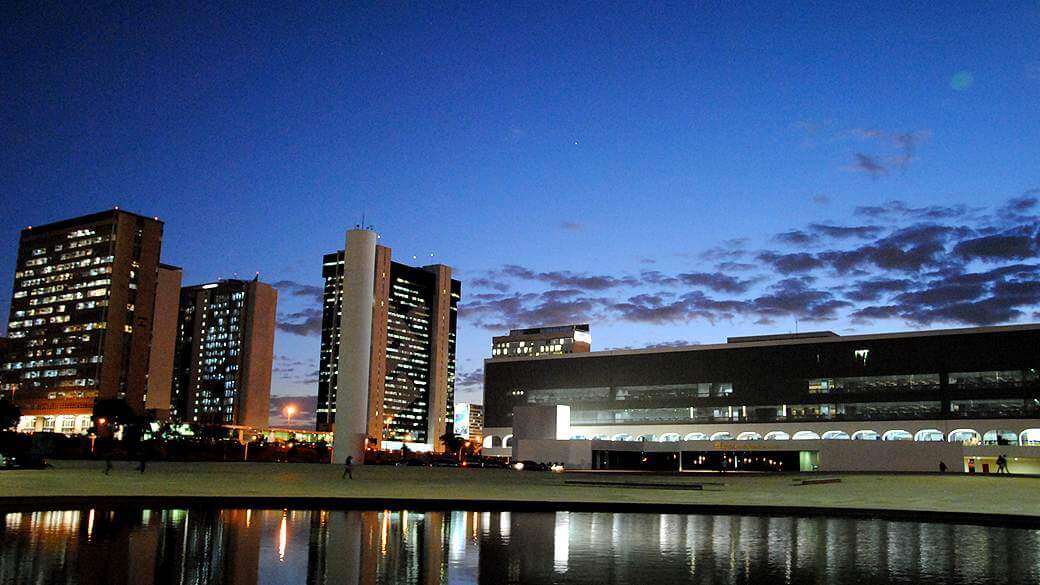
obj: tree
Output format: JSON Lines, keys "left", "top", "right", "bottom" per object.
{"left": 439, "top": 432, "right": 467, "bottom": 455}
{"left": 92, "top": 398, "right": 136, "bottom": 427}
{"left": 0, "top": 398, "right": 21, "bottom": 431}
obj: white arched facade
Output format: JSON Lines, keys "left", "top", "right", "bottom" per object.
{"left": 683, "top": 432, "right": 708, "bottom": 441}
{"left": 659, "top": 433, "right": 681, "bottom": 442}
{"left": 821, "top": 430, "right": 850, "bottom": 440}
{"left": 914, "top": 429, "right": 944, "bottom": 442}
{"left": 852, "top": 430, "right": 879, "bottom": 441}
{"left": 792, "top": 431, "right": 821, "bottom": 440}
{"left": 736, "top": 431, "right": 763, "bottom": 441}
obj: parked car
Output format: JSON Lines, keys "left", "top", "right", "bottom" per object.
{"left": 513, "top": 460, "right": 549, "bottom": 471}
{"left": 0, "top": 453, "right": 49, "bottom": 470}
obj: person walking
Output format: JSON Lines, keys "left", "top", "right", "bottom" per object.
{"left": 997, "top": 454, "right": 1009, "bottom": 474}
{"left": 939, "top": 460, "right": 947, "bottom": 473}
{"left": 342, "top": 455, "right": 354, "bottom": 479}
{"left": 104, "top": 452, "right": 113, "bottom": 475}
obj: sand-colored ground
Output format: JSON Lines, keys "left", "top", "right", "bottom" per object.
{"left": 1, "top": 461, "right": 1036, "bottom": 523}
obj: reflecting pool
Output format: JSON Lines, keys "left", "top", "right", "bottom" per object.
{"left": 1, "top": 508, "right": 1038, "bottom": 584}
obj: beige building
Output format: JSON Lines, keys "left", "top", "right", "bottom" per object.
{"left": 169, "top": 278, "right": 276, "bottom": 428}
{"left": 2, "top": 209, "right": 165, "bottom": 433}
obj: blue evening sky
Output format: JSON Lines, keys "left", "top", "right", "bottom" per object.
{"left": 3, "top": 3, "right": 1039, "bottom": 427}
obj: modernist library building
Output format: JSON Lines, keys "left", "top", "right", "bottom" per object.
{"left": 482, "top": 324, "right": 1040, "bottom": 452}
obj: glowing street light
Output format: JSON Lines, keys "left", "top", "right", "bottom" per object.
{"left": 285, "top": 405, "right": 297, "bottom": 427}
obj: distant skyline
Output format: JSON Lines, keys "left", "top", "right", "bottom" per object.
{"left": 3, "top": 3, "right": 1039, "bottom": 428}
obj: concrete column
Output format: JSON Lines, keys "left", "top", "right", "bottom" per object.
{"left": 333, "top": 229, "right": 377, "bottom": 465}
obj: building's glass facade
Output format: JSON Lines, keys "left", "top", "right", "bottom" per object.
{"left": 484, "top": 325, "right": 1040, "bottom": 436}
{"left": 316, "top": 250, "right": 460, "bottom": 445}
{"left": 492, "top": 324, "right": 590, "bottom": 358}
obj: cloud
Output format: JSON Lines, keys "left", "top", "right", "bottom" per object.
{"left": 499, "top": 265, "right": 638, "bottom": 290}
{"left": 812, "top": 194, "right": 830, "bottom": 205}
{"left": 560, "top": 221, "right": 583, "bottom": 232}
{"left": 854, "top": 200, "right": 976, "bottom": 220}
{"left": 757, "top": 252, "right": 823, "bottom": 274}
{"left": 455, "top": 369, "right": 484, "bottom": 392}
{"left": 677, "top": 272, "right": 758, "bottom": 294}
{"left": 850, "top": 153, "right": 887, "bottom": 177}
{"left": 807, "top": 224, "right": 885, "bottom": 240}
{"left": 953, "top": 234, "right": 1037, "bottom": 262}
{"left": 277, "top": 307, "right": 323, "bottom": 337}
{"left": 271, "top": 280, "right": 323, "bottom": 303}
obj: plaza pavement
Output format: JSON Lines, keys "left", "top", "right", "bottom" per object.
{"left": 1, "top": 461, "right": 1037, "bottom": 525}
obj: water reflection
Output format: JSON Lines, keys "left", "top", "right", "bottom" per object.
{"left": 1, "top": 508, "right": 1038, "bottom": 584}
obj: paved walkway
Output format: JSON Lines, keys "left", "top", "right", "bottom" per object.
{"left": 1, "top": 461, "right": 1037, "bottom": 524}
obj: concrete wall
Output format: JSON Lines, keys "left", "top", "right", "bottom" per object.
{"left": 145, "top": 265, "right": 182, "bottom": 416}
{"left": 513, "top": 405, "right": 570, "bottom": 441}
{"left": 816, "top": 440, "right": 964, "bottom": 473}
{"left": 514, "top": 439, "right": 592, "bottom": 469}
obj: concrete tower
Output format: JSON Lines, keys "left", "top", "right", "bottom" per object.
{"left": 333, "top": 228, "right": 378, "bottom": 464}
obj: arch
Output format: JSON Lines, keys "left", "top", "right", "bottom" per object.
{"left": 1019, "top": 428, "right": 1040, "bottom": 446}
{"left": 592, "top": 434, "right": 611, "bottom": 441}
{"left": 736, "top": 431, "right": 763, "bottom": 441}
{"left": 482, "top": 435, "right": 496, "bottom": 448}
{"left": 792, "top": 431, "right": 821, "bottom": 440}
{"left": 637, "top": 434, "right": 657, "bottom": 442}
{"left": 570, "top": 434, "right": 588, "bottom": 440}
{"left": 659, "top": 432, "right": 681, "bottom": 442}
{"left": 683, "top": 432, "right": 708, "bottom": 441}
{"left": 612, "top": 433, "right": 633, "bottom": 442}
{"left": 821, "top": 430, "right": 850, "bottom": 440}
{"left": 852, "top": 430, "right": 879, "bottom": 441}
{"left": 882, "top": 429, "right": 912, "bottom": 441}
{"left": 948, "top": 428, "right": 980, "bottom": 444}
{"left": 982, "top": 429, "right": 1018, "bottom": 445}
{"left": 914, "top": 429, "right": 944, "bottom": 442}
{"left": 709, "top": 431, "right": 734, "bottom": 441}
{"left": 764, "top": 431, "right": 790, "bottom": 441}
{"left": 502, "top": 434, "right": 513, "bottom": 448}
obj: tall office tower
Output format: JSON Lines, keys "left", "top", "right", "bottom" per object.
{"left": 491, "top": 324, "right": 591, "bottom": 357}
{"left": 319, "top": 229, "right": 461, "bottom": 456}
{"left": 1, "top": 209, "right": 163, "bottom": 432}
{"left": 169, "top": 278, "right": 277, "bottom": 428}
{"left": 144, "top": 264, "right": 182, "bottom": 419}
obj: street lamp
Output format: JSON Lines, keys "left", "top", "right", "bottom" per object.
{"left": 284, "top": 405, "right": 296, "bottom": 427}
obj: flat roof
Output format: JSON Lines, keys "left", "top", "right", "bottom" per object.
{"left": 22, "top": 208, "right": 163, "bottom": 234}
{"left": 485, "top": 322, "right": 1040, "bottom": 364}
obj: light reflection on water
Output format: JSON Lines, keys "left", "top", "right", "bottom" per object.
{"left": 1, "top": 508, "right": 1038, "bottom": 584}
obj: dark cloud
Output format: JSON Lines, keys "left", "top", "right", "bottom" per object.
{"left": 455, "top": 369, "right": 484, "bottom": 391}
{"left": 560, "top": 221, "right": 583, "bottom": 232}
{"left": 271, "top": 280, "right": 323, "bottom": 303}
{"left": 643, "top": 340, "right": 697, "bottom": 349}
{"left": 850, "top": 153, "right": 887, "bottom": 177}
{"left": 812, "top": 194, "right": 830, "bottom": 205}
{"left": 807, "top": 224, "right": 885, "bottom": 240}
{"left": 854, "top": 201, "right": 975, "bottom": 220}
{"left": 843, "top": 278, "right": 914, "bottom": 302}
{"left": 500, "top": 264, "right": 638, "bottom": 290}
{"left": 716, "top": 261, "right": 758, "bottom": 272}
{"left": 677, "top": 272, "right": 758, "bottom": 294}
{"left": 757, "top": 252, "right": 823, "bottom": 274}
{"left": 462, "top": 291, "right": 609, "bottom": 330}
{"left": 953, "top": 234, "right": 1037, "bottom": 262}
{"left": 469, "top": 277, "right": 510, "bottom": 292}
{"left": 775, "top": 230, "right": 817, "bottom": 246}
{"left": 277, "top": 307, "right": 323, "bottom": 337}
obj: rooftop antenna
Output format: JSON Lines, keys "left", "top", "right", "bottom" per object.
{"left": 795, "top": 318, "right": 799, "bottom": 334}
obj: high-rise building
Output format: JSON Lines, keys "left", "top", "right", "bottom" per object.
{"left": 491, "top": 324, "right": 591, "bottom": 358}
{"left": 452, "top": 402, "right": 484, "bottom": 444}
{"left": 169, "top": 278, "right": 276, "bottom": 428}
{"left": 318, "top": 230, "right": 460, "bottom": 455}
{"left": 2, "top": 209, "right": 164, "bottom": 432}
{"left": 145, "top": 264, "right": 182, "bottom": 419}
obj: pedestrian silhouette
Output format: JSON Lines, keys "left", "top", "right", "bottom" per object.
{"left": 104, "top": 454, "right": 113, "bottom": 475}
{"left": 997, "top": 454, "right": 1009, "bottom": 474}
{"left": 342, "top": 455, "right": 354, "bottom": 479}
{"left": 939, "top": 460, "right": 947, "bottom": 473}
